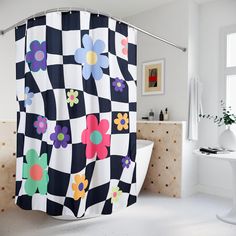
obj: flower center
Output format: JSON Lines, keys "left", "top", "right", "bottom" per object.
{"left": 35, "top": 50, "right": 45, "bottom": 62}
{"left": 113, "top": 192, "right": 117, "bottom": 198}
{"left": 86, "top": 51, "right": 97, "bottom": 65}
{"left": 120, "top": 119, "right": 126, "bottom": 125}
{"left": 57, "top": 133, "right": 65, "bottom": 141}
{"left": 125, "top": 160, "right": 129, "bottom": 164}
{"left": 38, "top": 122, "right": 45, "bottom": 128}
{"left": 78, "top": 182, "right": 84, "bottom": 191}
{"left": 30, "top": 164, "right": 43, "bottom": 181}
{"left": 70, "top": 95, "right": 75, "bottom": 100}
{"left": 117, "top": 82, "right": 122, "bottom": 87}
{"left": 90, "top": 130, "right": 102, "bottom": 145}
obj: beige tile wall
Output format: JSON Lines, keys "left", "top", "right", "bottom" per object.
{"left": 0, "top": 122, "right": 17, "bottom": 213}
{"left": 137, "top": 122, "right": 182, "bottom": 198}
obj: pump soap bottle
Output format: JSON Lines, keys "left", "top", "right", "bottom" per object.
{"left": 149, "top": 109, "right": 154, "bottom": 121}
{"left": 164, "top": 108, "right": 169, "bottom": 121}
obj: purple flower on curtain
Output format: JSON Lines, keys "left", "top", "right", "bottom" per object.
{"left": 24, "top": 87, "right": 34, "bottom": 107}
{"left": 74, "top": 34, "right": 109, "bottom": 80}
{"left": 34, "top": 116, "right": 47, "bottom": 134}
{"left": 26, "top": 40, "right": 47, "bottom": 72}
{"left": 50, "top": 125, "right": 70, "bottom": 149}
{"left": 121, "top": 156, "right": 131, "bottom": 168}
{"left": 112, "top": 78, "right": 126, "bottom": 92}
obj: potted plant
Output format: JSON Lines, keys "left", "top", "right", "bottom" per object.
{"left": 199, "top": 100, "right": 236, "bottom": 150}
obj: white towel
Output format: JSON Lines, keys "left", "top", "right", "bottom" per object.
{"left": 188, "top": 77, "right": 203, "bottom": 141}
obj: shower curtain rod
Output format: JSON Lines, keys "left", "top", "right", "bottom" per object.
{"left": 0, "top": 7, "right": 187, "bottom": 52}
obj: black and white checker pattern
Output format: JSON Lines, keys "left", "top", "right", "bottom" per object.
{"left": 15, "top": 11, "right": 137, "bottom": 217}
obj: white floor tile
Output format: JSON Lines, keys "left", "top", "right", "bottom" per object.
{"left": 1, "top": 192, "right": 236, "bottom": 236}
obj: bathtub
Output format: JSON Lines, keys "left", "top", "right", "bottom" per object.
{"left": 136, "top": 139, "right": 154, "bottom": 195}
{"left": 53, "top": 139, "right": 154, "bottom": 220}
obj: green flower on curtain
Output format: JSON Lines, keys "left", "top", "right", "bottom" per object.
{"left": 66, "top": 89, "right": 79, "bottom": 107}
{"left": 74, "top": 34, "right": 109, "bottom": 80}
{"left": 23, "top": 149, "right": 49, "bottom": 196}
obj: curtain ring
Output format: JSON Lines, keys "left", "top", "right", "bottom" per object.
{"left": 69, "top": 7, "right": 72, "bottom": 14}
{"left": 119, "top": 18, "right": 123, "bottom": 24}
{"left": 97, "top": 10, "right": 100, "bottom": 17}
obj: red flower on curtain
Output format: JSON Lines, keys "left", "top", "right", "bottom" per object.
{"left": 81, "top": 115, "right": 110, "bottom": 159}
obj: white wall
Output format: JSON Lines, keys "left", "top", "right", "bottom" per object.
{"left": 128, "top": 0, "right": 199, "bottom": 196}
{"left": 0, "top": 30, "right": 16, "bottom": 121}
{"left": 198, "top": 0, "right": 236, "bottom": 197}
{"left": 127, "top": 0, "right": 189, "bottom": 121}
{"left": 182, "top": 0, "right": 200, "bottom": 197}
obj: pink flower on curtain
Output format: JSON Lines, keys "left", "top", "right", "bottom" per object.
{"left": 121, "top": 38, "right": 128, "bottom": 55}
{"left": 82, "top": 115, "right": 110, "bottom": 159}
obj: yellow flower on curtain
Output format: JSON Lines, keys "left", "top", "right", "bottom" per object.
{"left": 72, "top": 174, "right": 88, "bottom": 200}
{"left": 111, "top": 186, "right": 122, "bottom": 204}
{"left": 114, "top": 113, "right": 129, "bottom": 131}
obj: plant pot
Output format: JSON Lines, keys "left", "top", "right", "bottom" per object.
{"left": 219, "top": 126, "right": 236, "bottom": 151}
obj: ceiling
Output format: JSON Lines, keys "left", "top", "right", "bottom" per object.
{"left": 0, "top": 0, "right": 224, "bottom": 30}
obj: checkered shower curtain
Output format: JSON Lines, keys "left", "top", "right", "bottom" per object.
{"left": 15, "top": 11, "right": 137, "bottom": 217}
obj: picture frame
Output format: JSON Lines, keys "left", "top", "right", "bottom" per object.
{"left": 142, "top": 59, "right": 165, "bottom": 95}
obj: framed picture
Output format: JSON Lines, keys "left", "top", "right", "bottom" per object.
{"left": 142, "top": 59, "right": 165, "bottom": 95}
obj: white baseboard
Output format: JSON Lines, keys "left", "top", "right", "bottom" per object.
{"left": 196, "top": 184, "right": 232, "bottom": 199}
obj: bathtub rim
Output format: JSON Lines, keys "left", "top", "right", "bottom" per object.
{"left": 137, "top": 139, "right": 154, "bottom": 150}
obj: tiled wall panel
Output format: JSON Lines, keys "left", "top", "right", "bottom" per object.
{"left": 137, "top": 122, "right": 182, "bottom": 197}
{"left": 0, "top": 122, "right": 17, "bottom": 212}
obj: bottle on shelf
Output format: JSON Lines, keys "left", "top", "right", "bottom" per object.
{"left": 164, "top": 107, "right": 169, "bottom": 121}
{"left": 159, "top": 110, "right": 164, "bottom": 121}
{"left": 149, "top": 109, "right": 154, "bottom": 121}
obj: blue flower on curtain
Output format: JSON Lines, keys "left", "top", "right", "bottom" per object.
{"left": 26, "top": 40, "right": 47, "bottom": 72}
{"left": 74, "top": 34, "right": 109, "bottom": 80}
{"left": 24, "top": 87, "right": 34, "bottom": 106}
